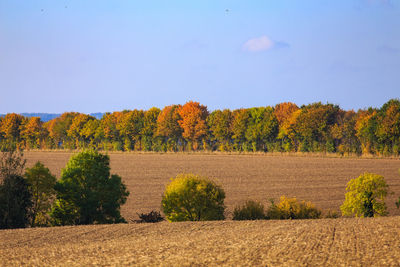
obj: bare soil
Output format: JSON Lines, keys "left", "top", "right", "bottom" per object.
{"left": 23, "top": 152, "right": 400, "bottom": 220}
{"left": 2, "top": 152, "right": 400, "bottom": 266}
{"left": 1, "top": 217, "right": 399, "bottom": 266}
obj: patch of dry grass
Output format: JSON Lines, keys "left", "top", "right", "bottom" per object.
{"left": 1, "top": 217, "right": 399, "bottom": 266}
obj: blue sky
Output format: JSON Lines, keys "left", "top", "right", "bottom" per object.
{"left": 0, "top": 0, "right": 399, "bottom": 113}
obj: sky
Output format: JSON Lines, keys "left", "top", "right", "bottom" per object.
{"left": 0, "top": 0, "right": 399, "bottom": 113}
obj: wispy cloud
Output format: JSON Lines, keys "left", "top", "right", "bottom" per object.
{"left": 243, "top": 36, "right": 289, "bottom": 52}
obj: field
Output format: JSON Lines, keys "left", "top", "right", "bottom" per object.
{"left": 1, "top": 217, "right": 399, "bottom": 266}
{"left": 1, "top": 152, "right": 400, "bottom": 266}
{"left": 23, "top": 151, "right": 400, "bottom": 219}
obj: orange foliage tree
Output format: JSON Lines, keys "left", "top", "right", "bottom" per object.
{"left": 376, "top": 99, "right": 400, "bottom": 154}
{"left": 274, "top": 102, "right": 299, "bottom": 151}
{"left": 157, "top": 105, "right": 183, "bottom": 151}
{"left": 21, "top": 117, "right": 46, "bottom": 149}
{"left": 44, "top": 112, "right": 79, "bottom": 149}
{"left": 178, "top": 101, "right": 209, "bottom": 150}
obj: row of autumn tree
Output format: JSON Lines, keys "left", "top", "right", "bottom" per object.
{"left": 1, "top": 99, "right": 400, "bottom": 155}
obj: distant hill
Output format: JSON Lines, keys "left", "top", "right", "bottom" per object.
{"left": 0, "top": 113, "right": 105, "bottom": 122}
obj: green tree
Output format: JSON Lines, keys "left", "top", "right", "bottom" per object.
{"left": 51, "top": 150, "right": 129, "bottom": 225}
{"left": 333, "top": 110, "right": 360, "bottom": 154}
{"left": 25, "top": 162, "right": 57, "bottom": 226}
{"left": 355, "top": 109, "right": 378, "bottom": 154}
{"left": 293, "top": 103, "right": 340, "bottom": 152}
{"left": 340, "top": 172, "right": 388, "bottom": 217}
{"left": 0, "top": 149, "right": 32, "bottom": 229}
{"left": 161, "top": 173, "right": 225, "bottom": 222}
{"left": 81, "top": 119, "right": 102, "bottom": 148}
{"left": 245, "top": 107, "right": 278, "bottom": 151}
{"left": 231, "top": 109, "right": 250, "bottom": 151}
{"left": 117, "top": 110, "right": 144, "bottom": 151}
{"left": 141, "top": 107, "right": 161, "bottom": 151}
{"left": 0, "top": 174, "right": 32, "bottom": 229}
{"left": 207, "top": 109, "right": 233, "bottom": 151}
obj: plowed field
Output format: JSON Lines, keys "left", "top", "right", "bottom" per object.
{"left": 1, "top": 218, "right": 400, "bottom": 266}
{"left": 23, "top": 152, "right": 400, "bottom": 220}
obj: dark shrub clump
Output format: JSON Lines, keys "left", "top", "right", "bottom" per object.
{"left": 233, "top": 200, "right": 265, "bottom": 220}
{"left": 137, "top": 210, "right": 164, "bottom": 223}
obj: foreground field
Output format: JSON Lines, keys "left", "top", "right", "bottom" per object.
{"left": 1, "top": 217, "right": 399, "bottom": 266}
{"left": 24, "top": 152, "right": 400, "bottom": 220}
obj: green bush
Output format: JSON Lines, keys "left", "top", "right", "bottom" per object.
{"left": 233, "top": 200, "right": 265, "bottom": 220}
{"left": 0, "top": 149, "right": 32, "bottom": 229}
{"left": 0, "top": 174, "right": 32, "bottom": 229}
{"left": 25, "top": 161, "right": 57, "bottom": 227}
{"left": 266, "top": 196, "right": 322, "bottom": 220}
{"left": 161, "top": 173, "right": 225, "bottom": 222}
{"left": 51, "top": 150, "right": 130, "bottom": 225}
{"left": 340, "top": 172, "right": 388, "bottom": 217}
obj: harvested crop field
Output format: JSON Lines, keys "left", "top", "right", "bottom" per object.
{"left": 1, "top": 217, "right": 400, "bottom": 266}
{"left": 23, "top": 152, "right": 400, "bottom": 220}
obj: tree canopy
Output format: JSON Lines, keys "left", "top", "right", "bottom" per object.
{"left": 340, "top": 172, "right": 389, "bottom": 217}
{"left": 51, "top": 150, "right": 129, "bottom": 225}
{"left": 1, "top": 99, "right": 400, "bottom": 155}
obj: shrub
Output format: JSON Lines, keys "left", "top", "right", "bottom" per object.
{"left": 161, "top": 173, "right": 225, "bottom": 222}
{"left": 137, "top": 210, "right": 164, "bottom": 223}
{"left": 25, "top": 161, "right": 57, "bottom": 227}
{"left": 0, "top": 174, "right": 32, "bottom": 229}
{"left": 233, "top": 200, "right": 265, "bottom": 220}
{"left": 0, "top": 149, "right": 32, "bottom": 229}
{"left": 324, "top": 209, "right": 340, "bottom": 219}
{"left": 51, "top": 150, "right": 130, "bottom": 225}
{"left": 266, "top": 196, "right": 322, "bottom": 220}
{"left": 340, "top": 172, "right": 388, "bottom": 217}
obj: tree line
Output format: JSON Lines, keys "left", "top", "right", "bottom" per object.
{"left": 1, "top": 99, "right": 400, "bottom": 155}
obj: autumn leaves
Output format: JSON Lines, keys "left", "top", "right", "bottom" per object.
{"left": 1, "top": 99, "right": 400, "bottom": 155}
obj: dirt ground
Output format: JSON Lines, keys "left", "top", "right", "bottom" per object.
{"left": 1, "top": 217, "right": 399, "bottom": 266}
{"left": 23, "top": 151, "right": 400, "bottom": 220}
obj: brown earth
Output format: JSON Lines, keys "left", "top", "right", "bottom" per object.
{"left": 1, "top": 217, "right": 400, "bottom": 266}
{"left": 2, "top": 152, "right": 400, "bottom": 266}
{"left": 22, "top": 151, "right": 400, "bottom": 220}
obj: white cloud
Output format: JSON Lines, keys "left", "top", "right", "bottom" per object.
{"left": 243, "top": 36, "right": 274, "bottom": 52}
